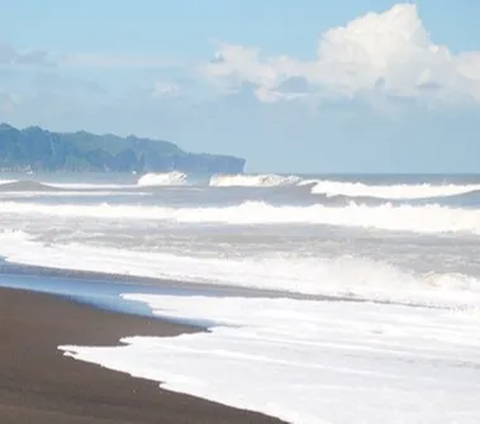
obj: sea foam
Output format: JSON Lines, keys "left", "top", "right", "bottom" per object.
{"left": 0, "top": 200, "right": 479, "bottom": 235}
{"left": 310, "top": 180, "right": 480, "bottom": 199}
{"left": 209, "top": 174, "right": 480, "bottom": 200}
{"left": 210, "top": 173, "right": 302, "bottom": 187}
{"left": 60, "top": 294, "right": 480, "bottom": 424}
{"left": 0, "top": 179, "right": 17, "bottom": 185}
{"left": 1, "top": 231, "right": 478, "bottom": 308}
{"left": 137, "top": 172, "right": 188, "bottom": 187}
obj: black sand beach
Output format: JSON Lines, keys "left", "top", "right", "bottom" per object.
{"left": 0, "top": 287, "right": 285, "bottom": 423}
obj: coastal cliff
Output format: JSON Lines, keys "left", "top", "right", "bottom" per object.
{"left": 0, "top": 124, "right": 245, "bottom": 174}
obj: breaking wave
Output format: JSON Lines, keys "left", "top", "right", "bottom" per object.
{"left": 1, "top": 200, "right": 479, "bottom": 235}
{"left": 210, "top": 174, "right": 302, "bottom": 187}
{"left": 0, "top": 179, "right": 19, "bottom": 186}
{"left": 0, "top": 230, "right": 478, "bottom": 307}
{"left": 208, "top": 174, "right": 480, "bottom": 201}
{"left": 310, "top": 180, "right": 480, "bottom": 200}
{"left": 137, "top": 171, "right": 188, "bottom": 187}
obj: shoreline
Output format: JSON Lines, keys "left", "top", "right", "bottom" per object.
{"left": 1, "top": 260, "right": 326, "bottom": 300}
{"left": 0, "top": 286, "right": 285, "bottom": 423}
{"left": 0, "top": 260, "right": 449, "bottom": 310}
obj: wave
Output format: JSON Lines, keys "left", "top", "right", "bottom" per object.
{"left": 310, "top": 180, "right": 480, "bottom": 200}
{"left": 208, "top": 174, "right": 480, "bottom": 202}
{"left": 0, "top": 180, "right": 60, "bottom": 192}
{"left": 1, "top": 230, "right": 478, "bottom": 307}
{"left": 137, "top": 172, "right": 188, "bottom": 187}
{"left": 59, "top": 292, "right": 480, "bottom": 424}
{"left": 0, "top": 179, "right": 137, "bottom": 190}
{"left": 210, "top": 174, "right": 302, "bottom": 187}
{"left": 1, "top": 200, "right": 479, "bottom": 234}
{"left": 46, "top": 182, "right": 135, "bottom": 190}
{"left": 0, "top": 179, "right": 17, "bottom": 185}
{"left": 0, "top": 180, "right": 144, "bottom": 197}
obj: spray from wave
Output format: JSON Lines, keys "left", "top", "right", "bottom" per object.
{"left": 137, "top": 171, "right": 188, "bottom": 187}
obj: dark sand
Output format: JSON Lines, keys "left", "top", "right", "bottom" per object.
{"left": 0, "top": 287, "right": 285, "bottom": 423}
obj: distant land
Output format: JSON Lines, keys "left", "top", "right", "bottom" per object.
{"left": 0, "top": 123, "right": 245, "bottom": 174}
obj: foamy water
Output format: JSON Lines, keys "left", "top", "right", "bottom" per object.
{"left": 0, "top": 200, "right": 478, "bottom": 234}
{"left": 1, "top": 172, "right": 480, "bottom": 423}
{"left": 61, "top": 294, "right": 480, "bottom": 424}
{"left": 210, "top": 173, "right": 302, "bottom": 187}
{"left": 137, "top": 171, "right": 188, "bottom": 187}
{"left": 0, "top": 179, "right": 17, "bottom": 185}
{"left": 0, "top": 230, "right": 478, "bottom": 308}
{"left": 209, "top": 173, "right": 480, "bottom": 200}
{"left": 310, "top": 180, "right": 480, "bottom": 199}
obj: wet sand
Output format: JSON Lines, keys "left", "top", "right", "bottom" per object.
{"left": 0, "top": 287, "right": 285, "bottom": 423}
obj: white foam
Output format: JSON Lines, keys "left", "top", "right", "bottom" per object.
{"left": 0, "top": 179, "right": 17, "bottom": 185}
{"left": 0, "top": 231, "right": 478, "bottom": 307}
{"left": 210, "top": 173, "right": 302, "bottom": 187}
{"left": 60, "top": 294, "right": 480, "bottom": 424}
{"left": 311, "top": 180, "right": 480, "bottom": 199}
{"left": 137, "top": 172, "right": 188, "bottom": 187}
{"left": 209, "top": 174, "right": 480, "bottom": 199}
{"left": 0, "top": 200, "right": 479, "bottom": 235}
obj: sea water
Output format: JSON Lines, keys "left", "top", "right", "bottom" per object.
{"left": 0, "top": 172, "right": 479, "bottom": 423}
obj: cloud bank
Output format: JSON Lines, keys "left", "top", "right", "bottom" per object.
{"left": 202, "top": 4, "right": 480, "bottom": 104}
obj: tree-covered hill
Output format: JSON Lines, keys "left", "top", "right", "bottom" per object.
{"left": 0, "top": 123, "right": 245, "bottom": 174}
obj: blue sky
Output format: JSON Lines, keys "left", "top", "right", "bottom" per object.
{"left": 0, "top": 0, "right": 480, "bottom": 173}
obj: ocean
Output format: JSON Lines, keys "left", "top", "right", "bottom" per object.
{"left": 0, "top": 171, "right": 479, "bottom": 423}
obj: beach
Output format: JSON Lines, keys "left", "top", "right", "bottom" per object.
{"left": 0, "top": 286, "right": 285, "bottom": 424}
{"left": 0, "top": 173, "right": 480, "bottom": 423}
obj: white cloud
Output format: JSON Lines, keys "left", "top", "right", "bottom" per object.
{"left": 202, "top": 4, "right": 480, "bottom": 104}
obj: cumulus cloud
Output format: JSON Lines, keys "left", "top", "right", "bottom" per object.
{"left": 202, "top": 4, "right": 480, "bottom": 104}
{"left": 0, "top": 42, "right": 51, "bottom": 66}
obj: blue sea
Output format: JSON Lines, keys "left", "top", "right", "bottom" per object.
{"left": 1, "top": 171, "right": 479, "bottom": 423}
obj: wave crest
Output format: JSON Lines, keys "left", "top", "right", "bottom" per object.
{"left": 1, "top": 200, "right": 479, "bottom": 235}
{"left": 209, "top": 174, "right": 480, "bottom": 201}
{"left": 137, "top": 171, "right": 188, "bottom": 187}
{"left": 0, "top": 230, "right": 478, "bottom": 307}
{"left": 0, "top": 179, "right": 17, "bottom": 185}
{"left": 311, "top": 180, "right": 480, "bottom": 200}
{"left": 0, "top": 180, "right": 60, "bottom": 192}
{"left": 210, "top": 174, "right": 302, "bottom": 187}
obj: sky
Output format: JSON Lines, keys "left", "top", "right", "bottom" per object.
{"left": 1, "top": 0, "right": 480, "bottom": 173}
